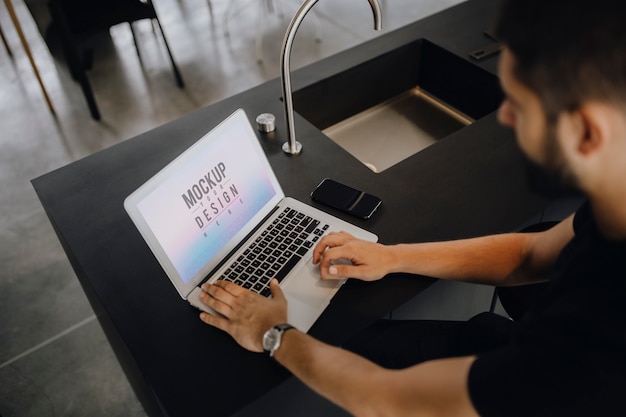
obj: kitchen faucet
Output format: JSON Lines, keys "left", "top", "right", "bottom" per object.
{"left": 280, "top": 0, "right": 383, "bottom": 155}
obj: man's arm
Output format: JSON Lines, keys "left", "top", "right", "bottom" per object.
{"left": 275, "top": 329, "right": 479, "bottom": 417}
{"left": 313, "top": 214, "right": 575, "bottom": 287}
{"left": 199, "top": 280, "right": 479, "bottom": 417}
{"left": 197, "top": 215, "right": 575, "bottom": 416}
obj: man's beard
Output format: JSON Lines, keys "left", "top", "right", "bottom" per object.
{"left": 522, "top": 125, "right": 582, "bottom": 198}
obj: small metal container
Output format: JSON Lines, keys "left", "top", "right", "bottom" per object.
{"left": 256, "top": 113, "right": 276, "bottom": 133}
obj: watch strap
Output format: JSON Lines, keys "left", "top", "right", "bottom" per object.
{"left": 265, "top": 323, "right": 295, "bottom": 357}
{"left": 274, "top": 323, "right": 295, "bottom": 332}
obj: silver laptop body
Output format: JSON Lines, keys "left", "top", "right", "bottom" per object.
{"left": 124, "top": 109, "right": 377, "bottom": 331}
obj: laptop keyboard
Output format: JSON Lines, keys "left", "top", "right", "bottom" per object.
{"left": 219, "top": 207, "right": 329, "bottom": 297}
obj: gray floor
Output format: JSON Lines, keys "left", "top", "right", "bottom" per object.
{"left": 0, "top": 0, "right": 497, "bottom": 415}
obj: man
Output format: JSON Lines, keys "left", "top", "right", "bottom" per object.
{"left": 197, "top": 0, "right": 626, "bottom": 415}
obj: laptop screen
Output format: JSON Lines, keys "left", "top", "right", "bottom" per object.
{"left": 125, "top": 109, "right": 285, "bottom": 297}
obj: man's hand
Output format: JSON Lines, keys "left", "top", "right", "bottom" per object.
{"left": 198, "top": 279, "right": 288, "bottom": 352}
{"left": 312, "top": 231, "right": 396, "bottom": 281}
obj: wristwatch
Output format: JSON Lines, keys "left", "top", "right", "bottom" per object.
{"left": 262, "top": 323, "right": 295, "bottom": 357}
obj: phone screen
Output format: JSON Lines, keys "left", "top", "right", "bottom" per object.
{"left": 311, "top": 179, "right": 381, "bottom": 219}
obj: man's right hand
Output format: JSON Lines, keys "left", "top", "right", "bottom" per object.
{"left": 312, "top": 231, "right": 396, "bottom": 281}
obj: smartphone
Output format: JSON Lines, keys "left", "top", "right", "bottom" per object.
{"left": 310, "top": 178, "right": 382, "bottom": 219}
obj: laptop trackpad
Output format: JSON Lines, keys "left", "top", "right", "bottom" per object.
{"left": 282, "top": 257, "right": 343, "bottom": 309}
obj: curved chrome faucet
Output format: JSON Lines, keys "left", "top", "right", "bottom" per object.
{"left": 280, "top": 0, "right": 383, "bottom": 155}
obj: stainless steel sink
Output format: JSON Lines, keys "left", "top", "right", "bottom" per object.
{"left": 322, "top": 87, "right": 472, "bottom": 172}
{"left": 293, "top": 39, "right": 502, "bottom": 172}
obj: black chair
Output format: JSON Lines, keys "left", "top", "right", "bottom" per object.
{"left": 48, "top": 0, "right": 184, "bottom": 120}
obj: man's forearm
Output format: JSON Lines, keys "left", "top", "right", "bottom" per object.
{"left": 390, "top": 214, "right": 576, "bottom": 286}
{"left": 274, "top": 330, "right": 383, "bottom": 416}
{"left": 273, "top": 329, "right": 478, "bottom": 417}
{"left": 388, "top": 233, "right": 540, "bottom": 286}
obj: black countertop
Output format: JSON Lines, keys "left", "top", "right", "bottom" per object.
{"left": 32, "top": 0, "right": 550, "bottom": 415}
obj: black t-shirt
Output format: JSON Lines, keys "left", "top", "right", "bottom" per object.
{"left": 468, "top": 202, "right": 626, "bottom": 416}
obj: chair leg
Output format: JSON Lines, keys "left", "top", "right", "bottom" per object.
{"left": 77, "top": 67, "right": 101, "bottom": 120}
{"left": 207, "top": 0, "right": 213, "bottom": 19}
{"left": 255, "top": 0, "right": 265, "bottom": 64}
{"left": 143, "top": 0, "right": 183, "bottom": 87}
{"left": 129, "top": 22, "right": 143, "bottom": 65}
{"left": 152, "top": 16, "right": 184, "bottom": 88}
{"left": 49, "top": 0, "right": 101, "bottom": 119}
{"left": 0, "top": 23, "right": 12, "bottom": 57}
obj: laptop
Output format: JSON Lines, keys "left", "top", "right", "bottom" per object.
{"left": 124, "top": 109, "right": 378, "bottom": 331}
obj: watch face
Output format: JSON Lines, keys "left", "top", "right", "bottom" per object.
{"left": 263, "top": 328, "right": 279, "bottom": 352}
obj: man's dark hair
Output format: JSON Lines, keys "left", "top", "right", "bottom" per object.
{"left": 494, "top": 0, "right": 626, "bottom": 122}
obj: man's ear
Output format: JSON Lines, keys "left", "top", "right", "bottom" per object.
{"left": 572, "top": 102, "right": 610, "bottom": 156}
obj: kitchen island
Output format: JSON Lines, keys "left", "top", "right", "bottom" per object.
{"left": 32, "top": 0, "right": 552, "bottom": 415}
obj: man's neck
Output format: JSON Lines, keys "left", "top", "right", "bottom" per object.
{"left": 590, "top": 196, "right": 626, "bottom": 241}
